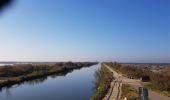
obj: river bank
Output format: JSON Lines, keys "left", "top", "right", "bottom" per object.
{"left": 91, "top": 63, "right": 113, "bottom": 100}
{"left": 0, "top": 62, "right": 97, "bottom": 89}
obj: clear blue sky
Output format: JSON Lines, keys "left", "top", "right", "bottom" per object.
{"left": 0, "top": 0, "right": 170, "bottom": 63}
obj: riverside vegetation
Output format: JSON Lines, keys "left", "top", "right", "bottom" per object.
{"left": 121, "top": 84, "right": 139, "bottom": 100}
{"left": 105, "top": 62, "right": 170, "bottom": 96}
{"left": 91, "top": 63, "right": 113, "bottom": 100}
{"left": 0, "top": 62, "right": 97, "bottom": 89}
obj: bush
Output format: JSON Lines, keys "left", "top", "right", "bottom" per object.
{"left": 106, "top": 62, "right": 170, "bottom": 92}
{"left": 121, "top": 84, "right": 139, "bottom": 100}
{"left": 91, "top": 64, "right": 113, "bottom": 100}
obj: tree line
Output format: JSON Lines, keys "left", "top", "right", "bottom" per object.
{"left": 0, "top": 62, "right": 97, "bottom": 89}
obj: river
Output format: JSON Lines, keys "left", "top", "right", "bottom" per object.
{"left": 0, "top": 64, "right": 100, "bottom": 100}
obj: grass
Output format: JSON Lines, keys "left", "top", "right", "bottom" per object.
{"left": 144, "top": 83, "right": 160, "bottom": 93}
{"left": 121, "top": 84, "right": 139, "bottom": 100}
{"left": 106, "top": 62, "right": 170, "bottom": 97}
{"left": 144, "top": 82, "right": 170, "bottom": 97}
{"left": 90, "top": 64, "right": 113, "bottom": 100}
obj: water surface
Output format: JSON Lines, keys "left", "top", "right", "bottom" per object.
{"left": 0, "top": 64, "right": 100, "bottom": 100}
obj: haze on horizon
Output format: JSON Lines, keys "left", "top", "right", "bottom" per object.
{"left": 0, "top": 0, "right": 170, "bottom": 63}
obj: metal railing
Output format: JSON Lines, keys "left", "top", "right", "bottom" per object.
{"left": 139, "top": 87, "right": 148, "bottom": 100}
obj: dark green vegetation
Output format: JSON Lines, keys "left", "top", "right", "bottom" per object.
{"left": 105, "top": 62, "right": 170, "bottom": 96}
{"left": 121, "top": 84, "right": 139, "bottom": 100}
{"left": 0, "top": 62, "right": 97, "bottom": 89}
{"left": 91, "top": 63, "right": 113, "bottom": 100}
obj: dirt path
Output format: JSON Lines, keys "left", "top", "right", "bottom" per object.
{"left": 103, "top": 64, "right": 123, "bottom": 100}
{"left": 103, "top": 64, "right": 170, "bottom": 100}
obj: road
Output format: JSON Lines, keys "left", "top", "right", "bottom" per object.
{"left": 103, "top": 64, "right": 170, "bottom": 100}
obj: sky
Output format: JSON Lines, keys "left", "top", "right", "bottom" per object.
{"left": 0, "top": 0, "right": 170, "bottom": 63}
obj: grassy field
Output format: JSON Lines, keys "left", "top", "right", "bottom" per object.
{"left": 121, "top": 84, "right": 139, "bottom": 100}
{"left": 144, "top": 82, "right": 170, "bottom": 97}
{"left": 105, "top": 62, "right": 170, "bottom": 96}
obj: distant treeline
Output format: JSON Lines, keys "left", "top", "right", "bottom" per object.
{"left": 0, "top": 62, "right": 97, "bottom": 88}
{"left": 91, "top": 63, "right": 113, "bottom": 100}
{"left": 105, "top": 62, "right": 170, "bottom": 92}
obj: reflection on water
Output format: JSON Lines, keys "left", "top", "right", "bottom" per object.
{"left": 25, "top": 77, "right": 48, "bottom": 86}
{"left": 0, "top": 66, "right": 81, "bottom": 91}
{"left": 0, "top": 67, "right": 82, "bottom": 94}
{"left": 0, "top": 64, "right": 100, "bottom": 100}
